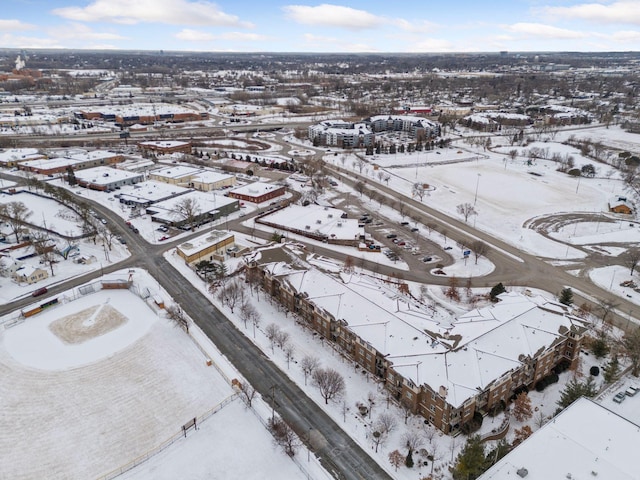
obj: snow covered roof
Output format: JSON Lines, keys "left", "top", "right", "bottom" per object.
{"left": 146, "top": 191, "right": 236, "bottom": 222}
{"left": 74, "top": 166, "right": 143, "bottom": 185}
{"left": 259, "top": 205, "right": 363, "bottom": 241}
{"left": 250, "top": 245, "right": 587, "bottom": 408}
{"left": 479, "top": 398, "right": 640, "bottom": 480}
{"left": 229, "top": 182, "right": 282, "bottom": 198}
{"left": 177, "top": 230, "right": 234, "bottom": 256}
{"left": 0, "top": 148, "right": 44, "bottom": 164}
{"left": 150, "top": 165, "right": 202, "bottom": 180}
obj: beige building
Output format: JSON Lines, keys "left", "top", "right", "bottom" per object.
{"left": 13, "top": 265, "right": 48, "bottom": 284}
{"left": 176, "top": 230, "right": 235, "bottom": 265}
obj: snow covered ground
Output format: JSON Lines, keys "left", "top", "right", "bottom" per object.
{"left": 0, "top": 270, "right": 318, "bottom": 480}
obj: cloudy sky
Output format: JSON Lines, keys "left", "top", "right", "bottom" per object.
{"left": 2, "top": 0, "right": 640, "bottom": 52}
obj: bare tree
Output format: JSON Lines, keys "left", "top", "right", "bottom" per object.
{"left": 166, "top": 303, "right": 189, "bottom": 333}
{"left": 267, "top": 416, "right": 301, "bottom": 457}
{"left": 402, "top": 431, "right": 424, "bottom": 457}
{"left": 623, "top": 250, "right": 640, "bottom": 276}
{"left": 622, "top": 327, "right": 640, "bottom": 376}
{"left": 388, "top": 450, "right": 404, "bottom": 471}
{"left": 0, "top": 201, "right": 32, "bottom": 243}
{"left": 355, "top": 181, "right": 366, "bottom": 197}
{"left": 283, "top": 342, "right": 295, "bottom": 369}
{"left": 172, "top": 197, "right": 201, "bottom": 231}
{"left": 597, "top": 298, "right": 619, "bottom": 324}
{"left": 300, "top": 355, "right": 320, "bottom": 385}
{"left": 456, "top": 202, "right": 477, "bottom": 222}
{"left": 98, "top": 225, "right": 117, "bottom": 251}
{"left": 471, "top": 240, "right": 488, "bottom": 265}
{"left": 265, "top": 323, "right": 281, "bottom": 353}
{"left": 370, "top": 412, "right": 397, "bottom": 452}
{"left": 237, "top": 380, "right": 257, "bottom": 408}
{"left": 312, "top": 368, "right": 346, "bottom": 404}
{"left": 412, "top": 183, "right": 426, "bottom": 201}
{"left": 31, "top": 231, "right": 57, "bottom": 276}
{"left": 217, "top": 279, "right": 242, "bottom": 313}
{"left": 239, "top": 301, "right": 259, "bottom": 329}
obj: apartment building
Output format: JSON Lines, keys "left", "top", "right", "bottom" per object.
{"left": 246, "top": 245, "right": 589, "bottom": 435}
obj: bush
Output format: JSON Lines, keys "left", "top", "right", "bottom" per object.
{"left": 590, "top": 365, "right": 600, "bottom": 377}
{"left": 535, "top": 373, "right": 560, "bottom": 392}
{"left": 553, "top": 360, "right": 571, "bottom": 374}
{"left": 568, "top": 168, "right": 581, "bottom": 177}
{"left": 460, "top": 412, "right": 483, "bottom": 435}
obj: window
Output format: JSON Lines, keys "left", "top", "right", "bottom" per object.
{"left": 429, "top": 405, "right": 436, "bottom": 413}
{"left": 406, "top": 391, "right": 413, "bottom": 400}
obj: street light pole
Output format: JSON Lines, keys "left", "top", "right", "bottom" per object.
{"left": 474, "top": 173, "right": 481, "bottom": 205}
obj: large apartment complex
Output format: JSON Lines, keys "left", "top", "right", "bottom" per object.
{"left": 246, "top": 245, "right": 589, "bottom": 435}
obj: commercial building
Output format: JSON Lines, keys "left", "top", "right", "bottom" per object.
{"left": 227, "top": 182, "right": 285, "bottom": 204}
{"left": 176, "top": 230, "right": 235, "bottom": 264}
{"left": 74, "top": 166, "right": 144, "bottom": 191}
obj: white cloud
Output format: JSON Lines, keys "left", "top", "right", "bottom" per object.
{"left": 611, "top": 30, "right": 640, "bottom": 42}
{"left": 49, "top": 23, "right": 126, "bottom": 41}
{"left": 175, "top": 29, "right": 267, "bottom": 42}
{"left": 0, "top": 19, "right": 35, "bottom": 31}
{"left": 52, "top": 0, "right": 252, "bottom": 28}
{"left": 505, "top": 22, "right": 587, "bottom": 39}
{"left": 0, "top": 33, "right": 65, "bottom": 49}
{"left": 541, "top": 1, "right": 640, "bottom": 25}
{"left": 299, "top": 33, "right": 376, "bottom": 52}
{"left": 283, "top": 4, "right": 382, "bottom": 30}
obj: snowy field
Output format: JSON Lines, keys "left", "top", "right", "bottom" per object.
{"left": 0, "top": 190, "right": 84, "bottom": 236}
{"left": 0, "top": 279, "right": 232, "bottom": 480}
{"left": 325, "top": 137, "right": 634, "bottom": 260}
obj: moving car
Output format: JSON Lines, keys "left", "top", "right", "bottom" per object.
{"left": 32, "top": 287, "right": 48, "bottom": 297}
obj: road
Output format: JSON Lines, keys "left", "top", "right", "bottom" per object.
{"left": 0, "top": 186, "right": 391, "bottom": 480}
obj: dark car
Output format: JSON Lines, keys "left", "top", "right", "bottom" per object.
{"left": 386, "top": 233, "right": 397, "bottom": 239}
{"left": 32, "top": 287, "right": 48, "bottom": 297}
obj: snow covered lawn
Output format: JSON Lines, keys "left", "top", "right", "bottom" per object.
{"left": 0, "top": 285, "right": 232, "bottom": 480}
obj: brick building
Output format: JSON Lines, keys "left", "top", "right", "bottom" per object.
{"left": 245, "top": 245, "right": 589, "bottom": 435}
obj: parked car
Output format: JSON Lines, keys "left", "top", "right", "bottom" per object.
{"left": 411, "top": 227, "right": 419, "bottom": 232}
{"left": 159, "top": 235, "right": 170, "bottom": 241}
{"left": 32, "top": 287, "right": 48, "bottom": 297}
{"left": 613, "top": 392, "right": 626, "bottom": 403}
{"left": 625, "top": 386, "right": 639, "bottom": 397}
{"left": 444, "top": 246, "right": 453, "bottom": 250}
{"left": 422, "top": 256, "right": 433, "bottom": 262}
{"left": 400, "top": 221, "right": 410, "bottom": 226}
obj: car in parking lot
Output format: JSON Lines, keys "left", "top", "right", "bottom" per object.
{"left": 386, "top": 233, "right": 397, "bottom": 239}
{"left": 626, "top": 386, "right": 639, "bottom": 397}
{"left": 159, "top": 235, "right": 170, "bottom": 241}
{"left": 422, "top": 256, "right": 433, "bottom": 262}
{"left": 613, "top": 392, "right": 626, "bottom": 403}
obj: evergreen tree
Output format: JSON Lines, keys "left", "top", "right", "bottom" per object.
{"left": 489, "top": 283, "right": 506, "bottom": 302}
{"left": 602, "top": 355, "right": 620, "bottom": 383}
{"left": 453, "top": 435, "right": 489, "bottom": 480}
{"left": 557, "top": 377, "right": 598, "bottom": 410}
{"left": 559, "top": 287, "right": 573, "bottom": 306}
{"left": 405, "top": 449, "right": 414, "bottom": 468}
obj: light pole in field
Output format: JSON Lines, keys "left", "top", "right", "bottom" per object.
{"left": 474, "top": 173, "right": 481, "bottom": 205}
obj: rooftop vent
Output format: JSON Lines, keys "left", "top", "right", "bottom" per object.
{"left": 517, "top": 468, "right": 528, "bottom": 478}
